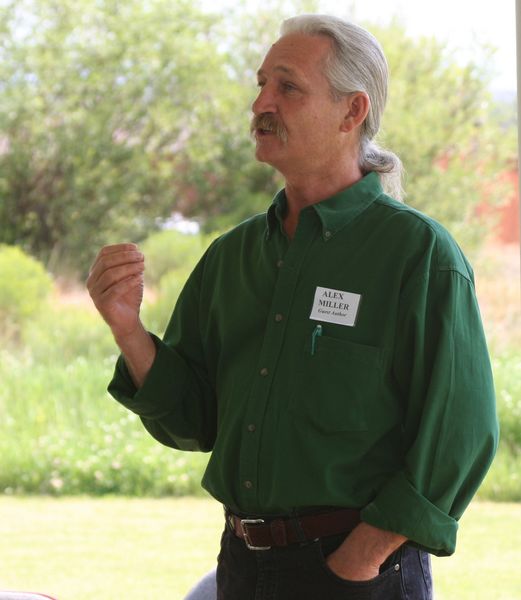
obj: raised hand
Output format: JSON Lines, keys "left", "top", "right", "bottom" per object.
{"left": 86, "top": 243, "right": 145, "bottom": 339}
{"left": 87, "top": 243, "right": 155, "bottom": 387}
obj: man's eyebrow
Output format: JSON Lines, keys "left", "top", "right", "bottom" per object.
{"left": 257, "top": 65, "right": 300, "bottom": 79}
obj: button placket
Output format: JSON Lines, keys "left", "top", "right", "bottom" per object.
{"left": 238, "top": 213, "right": 319, "bottom": 504}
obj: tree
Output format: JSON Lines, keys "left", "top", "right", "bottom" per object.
{"left": 0, "top": 0, "right": 231, "bottom": 272}
{"left": 171, "top": 0, "right": 319, "bottom": 232}
{"left": 178, "top": 15, "right": 509, "bottom": 250}
{"left": 370, "top": 22, "right": 508, "bottom": 250}
{"left": 0, "top": 2, "right": 510, "bottom": 272}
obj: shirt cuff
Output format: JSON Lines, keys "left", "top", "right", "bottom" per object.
{"left": 360, "top": 471, "right": 458, "bottom": 556}
{"left": 107, "top": 333, "right": 190, "bottom": 419}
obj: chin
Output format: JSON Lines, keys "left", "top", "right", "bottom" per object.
{"left": 255, "top": 147, "right": 275, "bottom": 166}
{"left": 255, "top": 142, "right": 287, "bottom": 165}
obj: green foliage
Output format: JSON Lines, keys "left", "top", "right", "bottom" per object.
{"left": 1, "top": 321, "right": 520, "bottom": 498}
{"left": 0, "top": 1, "right": 512, "bottom": 273}
{"left": 476, "top": 349, "right": 521, "bottom": 502}
{"left": 22, "top": 304, "right": 116, "bottom": 364}
{"left": 0, "top": 351, "right": 209, "bottom": 496}
{"left": 370, "top": 23, "right": 506, "bottom": 251}
{"left": 142, "top": 269, "right": 189, "bottom": 335}
{"left": 490, "top": 94, "right": 518, "bottom": 163}
{"left": 140, "top": 230, "right": 204, "bottom": 287}
{"left": 0, "top": 3, "right": 517, "bottom": 501}
{"left": 492, "top": 351, "right": 521, "bottom": 453}
{"left": 0, "top": 0, "right": 229, "bottom": 272}
{"left": 478, "top": 447, "right": 521, "bottom": 502}
{"left": 0, "top": 245, "right": 53, "bottom": 331}
{"left": 138, "top": 229, "right": 209, "bottom": 334}
{"left": 0, "top": 229, "right": 211, "bottom": 496}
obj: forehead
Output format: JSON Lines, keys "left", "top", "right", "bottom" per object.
{"left": 257, "top": 33, "right": 333, "bottom": 81}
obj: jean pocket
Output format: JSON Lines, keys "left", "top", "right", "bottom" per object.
{"left": 315, "top": 539, "right": 403, "bottom": 597}
{"left": 399, "top": 545, "right": 433, "bottom": 599}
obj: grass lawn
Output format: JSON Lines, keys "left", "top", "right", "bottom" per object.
{"left": 0, "top": 497, "right": 519, "bottom": 599}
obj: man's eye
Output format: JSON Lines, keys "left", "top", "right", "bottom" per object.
{"left": 257, "top": 81, "right": 266, "bottom": 88}
{"left": 281, "top": 82, "right": 297, "bottom": 92}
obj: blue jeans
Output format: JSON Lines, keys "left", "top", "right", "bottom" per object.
{"left": 216, "top": 526, "right": 433, "bottom": 599}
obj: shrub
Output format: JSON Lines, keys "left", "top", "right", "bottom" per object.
{"left": 0, "top": 245, "right": 53, "bottom": 330}
{"left": 478, "top": 447, "right": 521, "bottom": 502}
{"left": 142, "top": 269, "right": 190, "bottom": 335}
{"left": 141, "top": 230, "right": 204, "bottom": 287}
{"left": 492, "top": 351, "right": 521, "bottom": 453}
{"left": 22, "top": 304, "right": 117, "bottom": 364}
{"left": 477, "top": 348, "right": 521, "bottom": 502}
{"left": 0, "top": 352, "right": 209, "bottom": 496}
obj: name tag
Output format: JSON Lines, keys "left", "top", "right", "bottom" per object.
{"left": 309, "top": 286, "right": 362, "bottom": 327}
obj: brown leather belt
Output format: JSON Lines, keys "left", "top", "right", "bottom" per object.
{"left": 227, "top": 508, "right": 360, "bottom": 550}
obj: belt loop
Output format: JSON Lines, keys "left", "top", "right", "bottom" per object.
{"left": 288, "top": 512, "right": 308, "bottom": 544}
{"left": 224, "top": 506, "right": 234, "bottom": 531}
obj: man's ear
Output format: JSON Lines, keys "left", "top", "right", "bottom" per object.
{"left": 340, "top": 92, "right": 370, "bottom": 133}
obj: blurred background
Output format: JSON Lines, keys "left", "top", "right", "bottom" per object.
{"left": 0, "top": 0, "right": 519, "bottom": 598}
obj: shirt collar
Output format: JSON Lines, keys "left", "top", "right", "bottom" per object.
{"left": 265, "top": 172, "right": 384, "bottom": 240}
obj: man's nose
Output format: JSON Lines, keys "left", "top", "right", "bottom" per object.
{"left": 252, "top": 85, "right": 276, "bottom": 116}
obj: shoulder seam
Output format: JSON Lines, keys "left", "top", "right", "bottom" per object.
{"left": 374, "top": 194, "right": 440, "bottom": 234}
{"left": 438, "top": 266, "right": 473, "bottom": 284}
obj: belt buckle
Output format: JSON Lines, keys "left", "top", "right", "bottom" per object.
{"left": 240, "top": 518, "right": 271, "bottom": 551}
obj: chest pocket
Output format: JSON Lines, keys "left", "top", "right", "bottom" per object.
{"left": 289, "top": 335, "right": 383, "bottom": 433}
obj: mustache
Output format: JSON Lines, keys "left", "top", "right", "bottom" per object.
{"left": 250, "top": 113, "right": 288, "bottom": 143}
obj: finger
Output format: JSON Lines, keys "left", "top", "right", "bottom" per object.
{"left": 88, "top": 261, "right": 145, "bottom": 298}
{"left": 89, "top": 244, "right": 139, "bottom": 272}
{"left": 103, "top": 272, "right": 143, "bottom": 297}
{"left": 87, "top": 250, "right": 144, "bottom": 287}
{"left": 99, "top": 243, "right": 139, "bottom": 257}
{"left": 92, "top": 244, "right": 143, "bottom": 266}
{"left": 97, "top": 274, "right": 144, "bottom": 306}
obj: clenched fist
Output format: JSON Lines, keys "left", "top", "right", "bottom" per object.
{"left": 87, "top": 243, "right": 156, "bottom": 387}
{"left": 86, "top": 243, "right": 145, "bottom": 339}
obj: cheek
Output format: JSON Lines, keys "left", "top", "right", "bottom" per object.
{"left": 306, "top": 115, "right": 337, "bottom": 142}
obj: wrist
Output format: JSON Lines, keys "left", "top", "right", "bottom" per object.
{"left": 112, "top": 320, "right": 147, "bottom": 349}
{"left": 112, "top": 322, "right": 157, "bottom": 389}
{"left": 327, "top": 522, "right": 407, "bottom": 581}
{"left": 349, "top": 522, "right": 407, "bottom": 566}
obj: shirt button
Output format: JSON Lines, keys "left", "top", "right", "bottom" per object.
{"left": 260, "top": 368, "right": 269, "bottom": 376}
{"left": 274, "top": 313, "right": 283, "bottom": 322}
{"left": 277, "top": 259, "right": 284, "bottom": 268}
{"left": 247, "top": 424, "right": 256, "bottom": 432}
{"left": 324, "top": 230, "right": 332, "bottom": 240}
{"left": 244, "top": 480, "right": 253, "bottom": 489}
{"left": 394, "top": 564, "right": 400, "bottom": 572}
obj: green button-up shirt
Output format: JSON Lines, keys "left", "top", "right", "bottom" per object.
{"left": 109, "top": 172, "right": 498, "bottom": 556}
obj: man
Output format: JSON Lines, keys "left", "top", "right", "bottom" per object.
{"left": 87, "top": 14, "right": 498, "bottom": 600}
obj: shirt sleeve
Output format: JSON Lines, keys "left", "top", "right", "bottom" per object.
{"left": 361, "top": 258, "right": 499, "bottom": 556}
{"left": 107, "top": 252, "right": 217, "bottom": 453}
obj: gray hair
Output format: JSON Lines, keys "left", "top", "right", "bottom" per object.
{"left": 280, "top": 14, "right": 404, "bottom": 200}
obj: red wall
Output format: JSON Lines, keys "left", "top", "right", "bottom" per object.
{"left": 478, "top": 166, "right": 520, "bottom": 245}
{"left": 497, "top": 168, "right": 520, "bottom": 244}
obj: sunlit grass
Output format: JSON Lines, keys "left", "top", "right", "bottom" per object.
{"left": 432, "top": 501, "right": 521, "bottom": 600}
{"left": 0, "top": 496, "right": 222, "bottom": 600}
{"left": 0, "top": 497, "right": 519, "bottom": 600}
